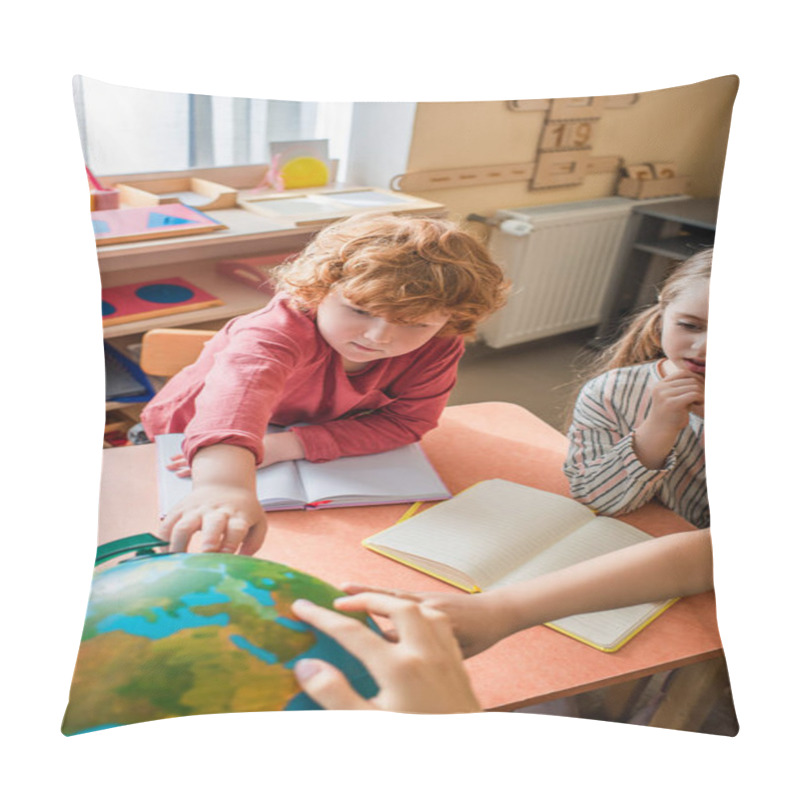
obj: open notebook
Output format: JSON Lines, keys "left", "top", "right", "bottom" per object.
{"left": 155, "top": 432, "right": 451, "bottom": 513}
{"left": 363, "top": 479, "right": 679, "bottom": 652}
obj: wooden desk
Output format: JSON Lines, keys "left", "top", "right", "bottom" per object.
{"left": 98, "top": 402, "right": 723, "bottom": 711}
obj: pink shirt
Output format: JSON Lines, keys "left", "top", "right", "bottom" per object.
{"left": 140, "top": 294, "right": 464, "bottom": 464}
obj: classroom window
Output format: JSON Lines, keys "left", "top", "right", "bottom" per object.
{"left": 73, "top": 75, "right": 354, "bottom": 179}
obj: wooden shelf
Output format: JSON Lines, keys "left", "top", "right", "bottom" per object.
{"left": 94, "top": 181, "right": 447, "bottom": 414}
{"left": 594, "top": 197, "right": 717, "bottom": 342}
{"left": 96, "top": 208, "right": 314, "bottom": 273}
{"left": 96, "top": 188, "right": 446, "bottom": 274}
{"left": 101, "top": 258, "right": 272, "bottom": 339}
{"left": 633, "top": 233, "right": 714, "bottom": 260}
{"left": 631, "top": 197, "right": 718, "bottom": 231}
{"left": 106, "top": 398, "right": 149, "bottom": 412}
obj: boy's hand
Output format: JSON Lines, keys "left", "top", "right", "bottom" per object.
{"left": 160, "top": 443, "right": 266, "bottom": 555}
{"left": 158, "top": 484, "right": 267, "bottom": 555}
{"left": 291, "top": 593, "right": 481, "bottom": 714}
{"left": 339, "top": 583, "right": 512, "bottom": 658}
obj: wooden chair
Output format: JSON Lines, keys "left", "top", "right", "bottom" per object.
{"left": 139, "top": 328, "right": 216, "bottom": 378}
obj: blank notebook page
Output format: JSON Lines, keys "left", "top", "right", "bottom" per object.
{"left": 495, "top": 516, "right": 653, "bottom": 587}
{"left": 369, "top": 480, "right": 595, "bottom": 589}
{"left": 299, "top": 443, "right": 449, "bottom": 502}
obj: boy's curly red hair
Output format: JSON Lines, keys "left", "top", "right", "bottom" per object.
{"left": 273, "top": 213, "right": 509, "bottom": 338}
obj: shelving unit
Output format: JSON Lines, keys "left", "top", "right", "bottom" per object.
{"left": 594, "top": 197, "right": 717, "bottom": 343}
{"left": 95, "top": 181, "right": 446, "bottom": 423}
{"left": 101, "top": 257, "right": 279, "bottom": 339}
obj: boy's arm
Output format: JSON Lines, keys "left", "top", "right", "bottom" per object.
{"left": 341, "top": 529, "right": 713, "bottom": 658}
{"left": 180, "top": 321, "right": 307, "bottom": 467}
{"left": 167, "top": 430, "right": 305, "bottom": 477}
{"left": 159, "top": 443, "right": 267, "bottom": 555}
{"left": 292, "top": 337, "right": 463, "bottom": 462}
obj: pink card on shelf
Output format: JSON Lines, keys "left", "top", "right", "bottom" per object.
{"left": 91, "top": 203, "right": 225, "bottom": 246}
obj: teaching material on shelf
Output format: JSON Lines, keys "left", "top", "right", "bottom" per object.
{"left": 104, "top": 342, "right": 155, "bottom": 402}
{"left": 279, "top": 157, "right": 329, "bottom": 190}
{"left": 617, "top": 161, "right": 688, "bottom": 199}
{"left": 391, "top": 156, "right": 620, "bottom": 193}
{"left": 92, "top": 203, "right": 226, "bottom": 246}
{"left": 269, "top": 139, "right": 331, "bottom": 190}
{"left": 238, "top": 186, "right": 445, "bottom": 226}
{"left": 362, "top": 479, "right": 679, "bottom": 652}
{"left": 115, "top": 177, "right": 238, "bottom": 211}
{"left": 87, "top": 165, "right": 120, "bottom": 211}
{"left": 216, "top": 251, "right": 298, "bottom": 294}
{"left": 155, "top": 432, "right": 452, "bottom": 514}
{"left": 102, "top": 277, "right": 223, "bottom": 328}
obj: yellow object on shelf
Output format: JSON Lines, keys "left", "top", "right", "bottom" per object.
{"left": 280, "top": 156, "right": 330, "bottom": 189}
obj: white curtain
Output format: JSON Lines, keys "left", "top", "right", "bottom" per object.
{"left": 74, "top": 76, "right": 353, "bottom": 179}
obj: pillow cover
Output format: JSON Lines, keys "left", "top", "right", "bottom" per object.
{"left": 65, "top": 74, "right": 738, "bottom": 736}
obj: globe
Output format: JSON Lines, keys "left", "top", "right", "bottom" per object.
{"left": 62, "top": 551, "right": 380, "bottom": 735}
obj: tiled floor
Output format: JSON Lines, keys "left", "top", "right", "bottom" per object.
{"left": 449, "top": 328, "right": 739, "bottom": 736}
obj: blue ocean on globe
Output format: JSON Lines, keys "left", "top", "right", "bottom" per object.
{"left": 62, "top": 552, "right": 380, "bottom": 735}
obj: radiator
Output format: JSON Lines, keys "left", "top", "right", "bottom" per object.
{"left": 480, "top": 197, "right": 646, "bottom": 348}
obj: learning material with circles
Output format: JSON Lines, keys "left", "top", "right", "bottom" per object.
{"left": 362, "top": 479, "right": 679, "bottom": 652}
{"left": 155, "top": 432, "right": 451, "bottom": 513}
{"left": 101, "top": 277, "right": 223, "bottom": 327}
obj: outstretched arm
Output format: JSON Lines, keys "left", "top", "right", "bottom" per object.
{"left": 291, "top": 338, "right": 464, "bottom": 463}
{"left": 167, "top": 430, "right": 305, "bottom": 477}
{"left": 291, "top": 593, "right": 481, "bottom": 714}
{"left": 341, "top": 528, "right": 713, "bottom": 658}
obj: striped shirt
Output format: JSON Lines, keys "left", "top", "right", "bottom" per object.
{"left": 563, "top": 360, "right": 708, "bottom": 528}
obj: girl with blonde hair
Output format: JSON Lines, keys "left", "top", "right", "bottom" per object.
{"left": 333, "top": 250, "right": 716, "bottom": 667}
{"left": 564, "top": 248, "right": 712, "bottom": 527}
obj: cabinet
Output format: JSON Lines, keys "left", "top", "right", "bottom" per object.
{"left": 99, "top": 210, "right": 318, "bottom": 340}
{"left": 594, "top": 197, "right": 717, "bottom": 343}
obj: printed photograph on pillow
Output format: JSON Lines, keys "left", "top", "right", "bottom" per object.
{"left": 63, "top": 74, "right": 738, "bottom": 735}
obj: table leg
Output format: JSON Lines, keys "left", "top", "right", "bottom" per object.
{"left": 647, "top": 657, "right": 735, "bottom": 733}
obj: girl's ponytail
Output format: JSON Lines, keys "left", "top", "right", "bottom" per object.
{"left": 601, "top": 304, "right": 664, "bottom": 372}
{"left": 562, "top": 247, "right": 714, "bottom": 432}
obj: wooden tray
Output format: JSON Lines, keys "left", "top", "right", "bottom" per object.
{"left": 237, "top": 187, "right": 445, "bottom": 227}
{"left": 116, "top": 177, "right": 238, "bottom": 211}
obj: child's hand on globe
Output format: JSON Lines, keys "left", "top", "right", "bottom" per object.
{"left": 291, "top": 593, "right": 481, "bottom": 714}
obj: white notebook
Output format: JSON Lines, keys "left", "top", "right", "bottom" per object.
{"left": 363, "top": 479, "right": 679, "bottom": 652}
{"left": 155, "top": 432, "right": 451, "bottom": 513}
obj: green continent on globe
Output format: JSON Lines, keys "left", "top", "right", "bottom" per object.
{"left": 62, "top": 553, "right": 378, "bottom": 735}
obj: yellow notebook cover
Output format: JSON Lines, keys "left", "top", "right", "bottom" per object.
{"left": 361, "top": 480, "right": 679, "bottom": 653}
